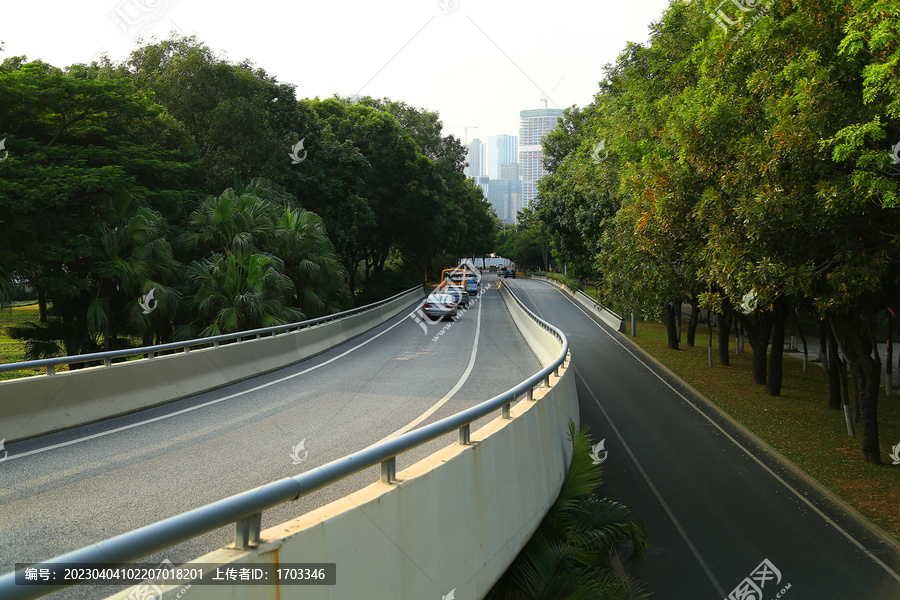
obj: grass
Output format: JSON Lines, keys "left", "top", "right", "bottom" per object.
{"left": 0, "top": 303, "right": 56, "bottom": 380}
{"left": 625, "top": 320, "right": 900, "bottom": 542}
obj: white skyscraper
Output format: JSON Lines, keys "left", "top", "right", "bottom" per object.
{"left": 519, "top": 108, "right": 564, "bottom": 207}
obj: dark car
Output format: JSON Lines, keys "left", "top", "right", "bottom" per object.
{"left": 442, "top": 284, "right": 469, "bottom": 308}
{"left": 504, "top": 268, "right": 516, "bottom": 279}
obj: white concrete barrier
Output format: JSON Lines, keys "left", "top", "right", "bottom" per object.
{"left": 0, "top": 290, "right": 423, "bottom": 442}
{"left": 531, "top": 275, "right": 626, "bottom": 332}
{"left": 105, "top": 282, "right": 578, "bottom": 600}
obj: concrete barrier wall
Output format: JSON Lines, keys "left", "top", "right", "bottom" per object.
{"left": 106, "top": 282, "right": 579, "bottom": 600}
{"left": 0, "top": 290, "right": 423, "bottom": 442}
{"left": 531, "top": 275, "right": 625, "bottom": 332}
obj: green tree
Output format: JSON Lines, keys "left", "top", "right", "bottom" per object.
{"left": 0, "top": 58, "right": 200, "bottom": 357}
{"left": 486, "top": 422, "right": 648, "bottom": 600}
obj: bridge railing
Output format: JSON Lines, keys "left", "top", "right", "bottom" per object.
{"left": 0, "top": 283, "right": 569, "bottom": 600}
{"left": 0, "top": 286, "right": 423, "bottom": 377}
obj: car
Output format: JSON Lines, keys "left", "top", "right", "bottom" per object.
{"left": 421, "top": 293, "right": 458, "bottom": 321}
{"left": 464, "top": 273, "right": 479, "bottom": 295}
{"left": 489, "top": 265, "right": 497, "bottom": 273}
{"left": 504, "top": 268, "right": 516, "bottom": 279}
{"left": 442, "top": 284, "right": 469, "bottom": 308}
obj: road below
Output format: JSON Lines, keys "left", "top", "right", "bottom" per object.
{"left": 507, "top": 277, "right": 900, "bottom": 600}
{"left": 0, "top": 278, "right": 540, "bottom": 599}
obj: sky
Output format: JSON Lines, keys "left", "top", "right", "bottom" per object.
{"left": 2, "top": 0, "right": 672, "bottom": 145}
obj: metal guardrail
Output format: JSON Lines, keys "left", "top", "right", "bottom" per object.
{"left": 0, "top": 286, "right": 424, "bottom": 376}
{"left": 0, "top": 281, "right": 569, "bottom": 600}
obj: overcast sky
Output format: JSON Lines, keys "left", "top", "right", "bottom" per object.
{"left": 2, "top": 0, "right": 672, "bottom": 145}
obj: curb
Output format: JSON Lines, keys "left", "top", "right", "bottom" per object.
{"left": 529, "top": 277, "right": 900, "bottom": 555}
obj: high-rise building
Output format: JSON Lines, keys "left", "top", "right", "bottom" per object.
{"left": 464, "top": 138, "right": 486, "bottom": 179}
{"left": 518, "top": 108, "right": 564, "bottom": 207}
{"left": 488, "top": 134, "right": 518, "bottom": 180}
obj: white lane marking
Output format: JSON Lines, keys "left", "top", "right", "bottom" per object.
{"left": 574, "top": 367, "right": 726, "bottom": 597}
{"left": 540, "top": 281, "right": 900, "bottom": 583}
{"left": 378, "top": 286, "right": 486, "bottom": 442}
{"left": 5, "top": 302, "right": 425, "bottom": 462}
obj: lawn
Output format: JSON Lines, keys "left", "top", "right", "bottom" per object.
{"left": 625, "top": 320, "right": 900, "bottom": 542}
{"left": 0, "top": 303, "right": 58, "bottom": 380}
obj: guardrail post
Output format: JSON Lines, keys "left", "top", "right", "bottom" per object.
{"left": 148, "top": 351, "right": 155, "bottom": 359}
{"left": 47, "top": 365, "right": 55, "bottom": 376}
{"left": 381, "top": 457, "right": 396, "bottom": 484}
{"left": 502, "top": 403, "right": 511, "bottom": 419}
{"left": 527, "top": 387, "right": 533, "bottom": 401}
{"left": 104, "top": 358, "right": 111, "bottom": 367}
{"left": 458, "top": 424, "right": 471, "bottom": 445}
{"left": 214, "top": 340, "right": 219, "bottom": 349}
{"left": 234, "top": 512, "right": 262, "bottom": 549}
{"left": 544, "top": 375, "right": 550, "bottom": 387}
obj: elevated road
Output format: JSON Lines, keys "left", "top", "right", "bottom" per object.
{"left": 0, "top": 279, "right": 540, "bottom": 599}
{"left": 506, "top": 277, "right": 900, "bottom": 600}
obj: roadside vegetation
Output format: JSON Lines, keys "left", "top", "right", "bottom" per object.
{"left": 0, "top": 36, "right": 495, "bottom": 365}
{"left": 519, "top": 0, "right": 900, "bottom": 466}
{"left": 486, "top": 422, "right": 650, "bottom": 600}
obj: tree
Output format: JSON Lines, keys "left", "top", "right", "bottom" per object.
{"left": 0, "top": 58, "right": 200, "bottom": 357}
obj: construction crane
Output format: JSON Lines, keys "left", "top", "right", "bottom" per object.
{"left": 446, "top": 125, "right": 478, "bottom": 144}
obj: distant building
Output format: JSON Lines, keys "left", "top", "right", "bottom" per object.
{"left": 518, "top": 108, "right": 564, "bottom": 207}
{"left": 464, "top": 138, "right": 486, "bottom": 178}
{"left": 488, "top": 134, "right": 518, "bottom": 180}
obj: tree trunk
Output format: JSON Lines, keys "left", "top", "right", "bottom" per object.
{"left": 687, "top": 297, "right": 700, "bottom": 347}
{"left": 665, "top": 303, "right": 679, "bottom": 350}
{"left": 717, "top": 310, "right": 732, "bottom": 367}
{"left": 793, "top": 310, "right": 809, "bottom": 372}
{"left": 37, "top": 287, "right": 48, "bottom": 323}
{"left": 886, "top": 313, "right": 893, "bottom": 396}
{"left": 766, "top": 297, "right": 788, "bottom": 396}
{"left": 832, "top": 313, "right": 882, "bottom": 464}
{"left": 826, "top": 326, "right": 842, "bottom": 410}
{"left": 739, "top": 311, "right": 773, "bottom": 385}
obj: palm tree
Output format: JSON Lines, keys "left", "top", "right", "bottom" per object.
{"left": 485, "top": 421, "right": 650, "bottom": 600}
{"left": 88, "top": 194, "right": 181, "bottom": 350}
{"left": 176, "top": 248, "right": 303, "bottom": 339}
{"left": 273, "top": 206, "right": 349, "bottom": 317}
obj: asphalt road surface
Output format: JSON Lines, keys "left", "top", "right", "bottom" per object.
{"left": 506, "top": 277, "right": 900, "bottom": 600}
{"left": 0, "top": 278, "right": 540, "bottom": 599}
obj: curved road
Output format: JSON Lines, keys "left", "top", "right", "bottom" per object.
{"left": 507, "top": 277, "right": 900, "bottom": 600}
{"left": 0, "top": 278, "right": 540, "bottom": 599}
